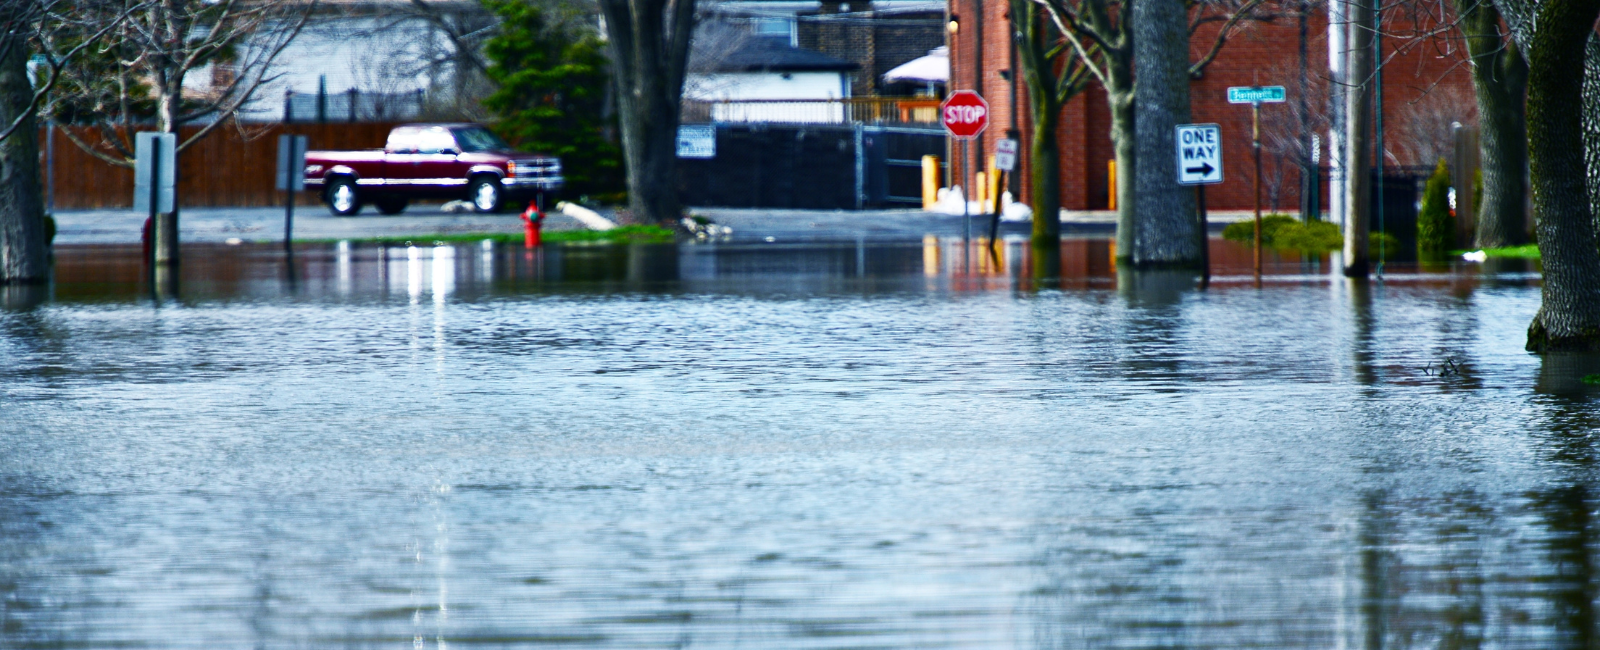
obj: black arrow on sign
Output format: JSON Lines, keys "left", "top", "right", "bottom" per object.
{"left": 1185, "top": 161, "right": 1215, "bottom": 176}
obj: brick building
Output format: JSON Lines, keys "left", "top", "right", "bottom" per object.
{"left": 945, "top": 1, "right": 1477, "bottom": 212}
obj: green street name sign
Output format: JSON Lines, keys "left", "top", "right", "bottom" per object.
{"left": 1227, "top": 86, "right": 1286, "bottom": 104}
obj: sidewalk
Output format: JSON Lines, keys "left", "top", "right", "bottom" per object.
{"left": 52, "top": 204, "right": 1272, "bottom": 246}
{"left": 51, "top": 205, "right": 585, "bottom": 246}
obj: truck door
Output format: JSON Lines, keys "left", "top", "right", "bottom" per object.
{"left": 383, "top": 126, "right": 424, "bottom": 196}
{"left": 413, "top": 126, "right": 466, "bottom": 197}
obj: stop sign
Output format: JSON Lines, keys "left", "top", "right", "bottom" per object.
{"left": 941, "top": 90, "right": 989, "bottom": 139}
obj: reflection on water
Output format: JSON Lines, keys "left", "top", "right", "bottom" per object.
{"left": 1, "top": 238, "right": 1588, "bottom": 649}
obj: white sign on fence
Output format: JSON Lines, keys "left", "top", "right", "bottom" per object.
{"left": 676, "top": 125, "right": 716, "bottom": 159}
{"left": 133, "top": 132, "right": 176, "bottom": 213}
{"left": 995, "top": 138, "right": 1019, "bottom": 172}
{"left": 1175, "top": 123, "right": 1223, "bottom": 185}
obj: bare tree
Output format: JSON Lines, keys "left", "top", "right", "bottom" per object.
{"left": 1028, "top": 0, "right": 1265, "bottom": 263}
{"left": 1, "top": 0, "right": 142, "bottom": 283}
{"left": 49, "top": 0, "right": 315, "bottom": 165}
{"left": 1392, "top": 82, "right": 1473, "bottom": 166}
{"left": 1260, "top": 59, "right": 1329, "bottom": 214}
{"left": 1011, "top": 0, "right": 1094, "bottom": 245}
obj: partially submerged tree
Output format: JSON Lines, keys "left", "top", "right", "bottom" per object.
{"left": 0, "top": 2, "right": 46, "bottom": 284}
{"left": 597, "top": 0, "right": 696, "bottom": 224}
{"left": 1453, "top": 0, "right": 1526, "bottom": 248}
{"left": 1029, "top": 0, "right": 1263, "bottom": 264}
{"left": 1130, "top": 0, "right": 1197, "bottom": 266}
{"left": 1497, "top": 0, "right": 1600, "bottom": 351}
{"left": 0, "top": 0, "right": 138, "bottom": 284}
{"left": 1010, "top": 0, "right": 1094, "bottom": 245}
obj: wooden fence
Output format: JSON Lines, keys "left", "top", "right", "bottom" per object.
{"left": 45, "top": 122, "right": 404, "bottom": 210}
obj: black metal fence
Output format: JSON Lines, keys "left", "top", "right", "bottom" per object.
{"left": 283, "top": 89, "right": 426, "bottom": 123}
{"left": 678, "top": 123, "right": 945, "bottom": 210}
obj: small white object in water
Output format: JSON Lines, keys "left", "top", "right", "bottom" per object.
{"left": 764, "top": 236, "right": 776, "bottom": 243}
{"left": 1462, "top": 250, "right": 1488, "bottom": 263}
{"left": 225, "top": 238, "right": 243, "bottom": 245}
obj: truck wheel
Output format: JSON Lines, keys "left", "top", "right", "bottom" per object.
{"left": 374, "top": 196, "right": 408, "bottom": 215}
{"left": 469, "top": 176, "right": 503, "bottom": 213}
{"left": 326, "top": 178, "right": 363, "bottom": 216}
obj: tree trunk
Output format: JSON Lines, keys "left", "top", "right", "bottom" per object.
{"left": 1522, "top": 0, "right": 1600, "bottom": 351}
{"left": 598, "top": 0, "right": 696, "bottom": 226}
{"left": 1582, "top": 37, "right": 1600, "bottom": 244}
{"left": 0, "top": 31, "right": 48, "bottom": 284}
{"left": 155, "top": 74, "right": 181, "bottom": 266}
{"left": 1342, "top": 0, "right": 1374, "bottom": 277}
{"left": 1029, "top": 95, "right": 1062, "bottom": 245}
{"left": 1108, "top": 72, "right": 1135, "bottom": 261}
{"left": 1013, "top": 0, "right": 1062, "bottom": 245}
{"left": 1458, "top": 0, "right": 1528, "bottom": 248}
{"left": 1128, "top": 0, "right": 1198, "bottom": 267}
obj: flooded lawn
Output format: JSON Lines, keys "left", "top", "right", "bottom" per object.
{"left": 1, "top": 237, "right": 1590, "bottom": 649}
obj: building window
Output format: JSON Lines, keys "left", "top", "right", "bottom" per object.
{"left": 752, "top": 18, "right": 796, "bottom": 46}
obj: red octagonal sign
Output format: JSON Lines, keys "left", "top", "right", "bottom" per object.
{"left": 941, "top": 90, "right": 989, "bottom": 139}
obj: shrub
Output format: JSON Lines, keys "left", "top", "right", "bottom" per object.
{"left": 1222, "top": 213, "right": 1395, "bottom": 255}
{"left": 1416, "top": 159, "right": 1454, "bottom": 259}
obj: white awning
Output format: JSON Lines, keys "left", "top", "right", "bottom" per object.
{"left": 882, "top": 47, "right": 948, "bottom": 84}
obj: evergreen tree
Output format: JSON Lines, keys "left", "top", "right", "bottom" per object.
{"left": 1416, "top": 159, "right": 1454, "bottom": 259}
{"left": 482, "top": 0, "right": 622, "bottom": 198}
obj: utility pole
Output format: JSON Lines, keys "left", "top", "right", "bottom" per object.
{"left": 1342, "top": 0, "right": 1374, "bottom": 278}
{"left": 1327, "top": 0, "right": 1348, "bottom": 233}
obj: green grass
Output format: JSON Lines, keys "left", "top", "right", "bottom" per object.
{"left": 1474, "top": 244, "right": 1541, "bottom": 259}
{"left": 295, "top": 224, "right": 675, "bottom": 246}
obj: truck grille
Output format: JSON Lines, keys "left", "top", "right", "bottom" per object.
{"left": 510, "top": 159, "right": 561, "bottom": 178}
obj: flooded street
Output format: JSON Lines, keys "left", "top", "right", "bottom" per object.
{"left": 0, "top": 238, "right": 1591, "bottom": 648}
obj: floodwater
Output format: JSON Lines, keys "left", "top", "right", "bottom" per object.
{"left": 2, "top": 237, "right": 1594, "bottom": 649}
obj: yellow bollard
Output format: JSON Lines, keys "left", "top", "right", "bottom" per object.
{"left": 921, "top": 155, "right": 941, "bottom": 209}
{"left": 975, "top": 171, "right": 988, "bottom": 212}
{"left": 986, "top": 154, "right": 1001, "bottom": 214}
{"left": 1107, "top": 160, "right": 1117, "bottom": 211}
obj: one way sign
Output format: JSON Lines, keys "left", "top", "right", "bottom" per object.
{"left": 1175, "top": 123, "right": 1223, "bottom": 185}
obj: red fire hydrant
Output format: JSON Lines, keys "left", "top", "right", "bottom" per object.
{"left": 519, "top": 200, "right": 544, "bottom": 248}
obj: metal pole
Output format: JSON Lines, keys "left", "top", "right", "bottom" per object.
{"left": 284, "top": 174, "right": 294, "bottom": 257}
{"left": 1373, "top": 0, "right": 1385, "bottom": 275}
{"left": 45, "top": 122, "right": 53, "bottom": 216}
{"left": 962, "top": 138, "right": 971, "bottom": 242}
{"left": 1253, "top": 101, "right": 1262, "bottom": 278}
{"left": 148, "top": 136, "right": 160, "bottom": 269}
{"left": 989, "top": 168, "right": 1004, "bottom": 251}
{"left": 1198, "top": 184, "right": 1209, "bottom": 287}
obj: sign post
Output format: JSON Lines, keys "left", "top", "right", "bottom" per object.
{"left": 1228, "top": 86, "right": 1285, "bottom": 279}
{"left": 941, "top": 90, "right": 989, "bottom": 244}
{"left": 989, "top": 138, "right": 1018, "bottom": 250}
{"left": 134, "top": 132, "right": 176, "bottom": 268}
{"left": 277, "top": 135, "right": 308, "bottom": 259}
{"left": 1176, "top": 123, "right": 1223, "bottom": 284}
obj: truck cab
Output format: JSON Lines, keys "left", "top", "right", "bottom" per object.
{"left": 304, "top": 124, "right": 564, "bottom": 216}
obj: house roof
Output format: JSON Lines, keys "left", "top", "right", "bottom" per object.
{"left": 713, "top": 38, "right": 859, "bottom": 72}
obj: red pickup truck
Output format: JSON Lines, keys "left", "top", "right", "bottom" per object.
{"left": 303, "top": 123, "right": 564, "bottom": 216}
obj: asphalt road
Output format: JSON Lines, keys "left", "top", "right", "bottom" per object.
{"left": 53, "top": 204, "right": 1258, "bottom": 246}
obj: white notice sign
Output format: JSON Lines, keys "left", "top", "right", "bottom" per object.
{"left": 994, "top": 138, "right": 1018, "bottom": 172}
{"left": 676, "top": 125, "right": 715, "bottom": 159}
{"left": 1175, "top": 123, "right": 1222, "bottom": 185}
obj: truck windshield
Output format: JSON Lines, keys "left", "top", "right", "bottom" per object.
{"left": 453, "top": 127, "right": 514, "bottom": 153}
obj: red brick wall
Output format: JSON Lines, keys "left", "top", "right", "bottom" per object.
{"left": 948, "top": 0, "right": 1475, "bottom": 211}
